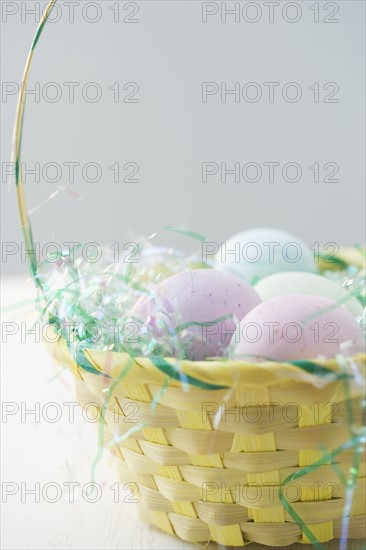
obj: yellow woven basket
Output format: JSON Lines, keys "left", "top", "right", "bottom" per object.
{"left": 48, "top": 335, "right": 366, "bottom": 547}
{"left": 11, "top": 2, "right": 366, "bottom": 546}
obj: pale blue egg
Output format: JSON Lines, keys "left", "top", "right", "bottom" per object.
{"left": 215, "top": 228, "right": 316, "bottom": 284}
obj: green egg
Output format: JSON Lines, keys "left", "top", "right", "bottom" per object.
{"left": 254, "top": 271, "right": 363, "bottom": 318}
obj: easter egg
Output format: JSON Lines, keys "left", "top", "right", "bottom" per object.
{"left": 133, "top": 269, "right": 261, "bottom": 360}
{"left": 254, "top": 272, "right": 363, "bottom": 318}
{"left": 233, "top": 293, "right": 364, "bottom": 361}
{"left": 120, "top": 246, "right": 209, "bottom": 285}
{"left": 130, "top": 246, "right": 186, "bottom": 284}
{"left": 215, "top": 228, "right": 316, "bottom": 283}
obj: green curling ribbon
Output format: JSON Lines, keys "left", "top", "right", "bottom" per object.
{"left": 279, "top": 434, "right": 364, "bottom": 550}
{"left": 289, "top": 360, "right": 353, "bottom": 381}
{"left": 164, "top": 225, "right": 206, "bottom": 242}
{"left": 91, "top": 355, "right": 135, "bottom": 483}
{"left": 318, "top": 253, "right": 348, "bottom": 270}
{"left": 73, "top": 347, "right": 105, "bottom": 376}
{"left": 150, "top": 356, "right": 228, "bottom": 390}
{"left": 174, "top": 313, "right": 233, "bottom": 334}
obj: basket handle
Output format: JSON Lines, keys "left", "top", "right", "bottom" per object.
{"left": 12, "top": 0, "right": 56, "bottom": 291}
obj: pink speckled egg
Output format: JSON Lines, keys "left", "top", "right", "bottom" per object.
{"left": 233, "top": 293, "right": 364, "bottom": 361}
{"left": 133, "top": 269, "right": 261, "bottom": 360}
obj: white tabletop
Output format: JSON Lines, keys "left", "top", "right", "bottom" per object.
{"left": 1, "top": 277, "right": 362, "bottom": 550}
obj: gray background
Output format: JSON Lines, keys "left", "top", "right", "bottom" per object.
{"left": 1, "top": 0, "right": 365, "bottom": 274}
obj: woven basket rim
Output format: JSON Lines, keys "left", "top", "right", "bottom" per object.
{"left": 46, "top": 334, "right": 366, "bottom": 390}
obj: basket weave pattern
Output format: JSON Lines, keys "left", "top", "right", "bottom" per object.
{"left": 53, "top": 340, "right": 366, "bottom": 547}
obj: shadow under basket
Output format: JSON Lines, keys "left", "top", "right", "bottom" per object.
{"left": 49, "top": 338, "right": 366, "bottom": 547}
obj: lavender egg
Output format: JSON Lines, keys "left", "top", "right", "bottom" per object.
{"left": 233, "top": 293, "right": 365, "bottom": 362}
{"left": 133, "top": 269, "right": 261, "bottom": 360}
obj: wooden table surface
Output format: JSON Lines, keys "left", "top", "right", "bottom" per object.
{"left": 1, "top": 277, "right": 364, "bottom": 550}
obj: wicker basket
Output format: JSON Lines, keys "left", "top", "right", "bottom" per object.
{"left": 11, "top": 2, "right": 366, "bottom": 545}
{"left": 49, "top": 336, "right": 366, "bottom": 547}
